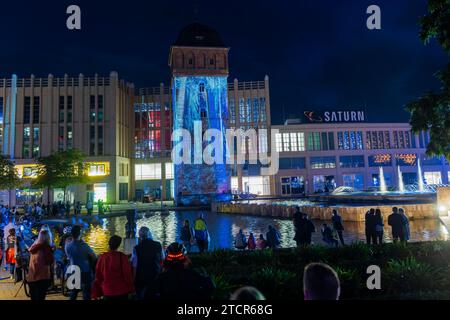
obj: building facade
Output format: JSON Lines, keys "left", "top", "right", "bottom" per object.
{"left": 272, "top": 121, "right": 450, "bottom": 196}
{"left": 0, "top": 72, "right": 134, "bottom": 205}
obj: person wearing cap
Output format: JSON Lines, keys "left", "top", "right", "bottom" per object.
{"left": 131, "top": 226, "right": 165, "bottom": 300}
{"left": 155, "top": 242, "right": 215, "bottom": 299}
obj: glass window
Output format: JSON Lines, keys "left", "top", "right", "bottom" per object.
{"left": 342, "top": 174, "right": 364, "bottom": 190}
{"left": 119, "top": 183, "right": 128, "bottom": 201}
{"left": 67, "top": 96, "right": 72, "bottom": 110}
{"left": 98, "top": 95, "right": 103, "bottom": 109}
{"left": 310, "top": 156, "right": 336, "bottom": 169}
{"left": 424, "top": 172, "right": 442, "bottom": 185}
{"left": 290, "top": 133, "right": 297, "bottom": 151}
{"left": 259, "top": 97, "right": 266, "bottom": 122}
{"left": 165, "top": 162, "right": 174, "bottom": 179}
{"left": 275, "top": 133, "right": 283, "bottom": 152}
{"left": 245, "top": 98, "right": 251, "bottom": 123}
{"left": 58, "top": 126, "right": 64, "bottom": 151}
{"left": 135, "top": 163, "right": 162, "bottom": 180}
{"left": 368, "top": 154, "right": 392, "bottom": 167}
{"left": 229, "top": 98, "right": 235, "bottom": 123}
{"left": 282, "top": 133, "right": 290, "bottom": 152}
{"left": 307, "top": 132, "right": 321, "bottom": 151}
{"left": 328, "top": 132, "right": 335, "bottom": 150}
{"left": 297, "top": 132, "right": 305, "bottom": 151}
{"left": 32, "top": 127, "right": 39, "bottom": 157}
{"left": 422, "top": 155, "right": 442, "bottom": 166}
{"left": 23, "top": 97, "right": 31, "bottom": 124}
{"left": 23, "top": 127, "right": 31, "bottom": 158}
{"left": 33, "top": 97, "right": 40, "bottom": 124}
{"left": 90, "top": 95, "right": 96, "bottom": 109}
{"left": 59, "top": 96, "right": 65, "bottom": 110}
{"left": 395, "top": 153, "right": 417, "bottom": 166}
{"left": 239, "top": 98, "right": 245, "bottom": 123}
{"left": 339, "top": 155, "right": 365, "bottom": 168}
{"left": 321, "top": 132, "right": 329, "bottom": 150}
{"left": 252, "top": 98, "right": 259, "bottom": 123}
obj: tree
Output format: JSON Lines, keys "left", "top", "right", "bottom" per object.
{"left": 407, "top": 0, "right": 450, "bottom": 161}
{"left": 0, "top": 156, "right": 22, "bottom": 205}
{"left": 33, "top": 149, "right": 88, "bottom": 205}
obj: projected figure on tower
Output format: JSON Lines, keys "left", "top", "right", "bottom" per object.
{"left": 169, "top": 23, "right": 231, "bottom": 206}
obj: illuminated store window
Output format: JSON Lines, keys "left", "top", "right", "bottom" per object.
{"left": 93, "top": 183, "right": 107, "bottom": 202}
{"left": 313, "top": 175, "right": 336, "bottom": 193}
{"left": 281, "top": 176, "right": 305, "bottom": 195}
{"left": 424, "top": 172, "right": 442, "bottom": 185}
{"left": 343, "top": 174, "right": 364, "bottom": 190}
{"left": 88, "top": 163, "right": 109, "bottom": 176}
{"left": 165, "top": 162, "right": 174, "bottom": 179}
{"left": 135, "top": 163, "right": 162, "bottom": 180}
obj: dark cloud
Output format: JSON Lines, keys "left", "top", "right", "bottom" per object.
{"left": 0, "top": 0, "right": 447, "bottom": 124}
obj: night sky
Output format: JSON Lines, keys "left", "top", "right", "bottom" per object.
{"left": 0, "top": 0, "right": 448, "bottom": 124}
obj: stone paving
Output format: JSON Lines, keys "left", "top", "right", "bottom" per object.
{"left": 0, "top": 270, "right": 67, "bottom": 300}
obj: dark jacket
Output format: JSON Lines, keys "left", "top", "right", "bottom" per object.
{"left": 331, "top": 215, "right": 344, "bottom": 231}
{"left": 156, "top": 267, "right": 215, "bottom": 300}
{"left": 365, "top": 212, "right": 376, "bottom": 232}
{"left": 388, "top": 213, "right": 404, "bottom": 238}
{"left": 134, "top": 239, "right": 163, "bottom": 289}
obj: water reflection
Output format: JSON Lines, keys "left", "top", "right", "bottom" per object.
{"left": 78, "top": 211, "right": 449, "bottom": 255}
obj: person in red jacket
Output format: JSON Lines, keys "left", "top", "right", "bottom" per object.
{"left": 92, "top": 235, "right": 134, "bottom": 300}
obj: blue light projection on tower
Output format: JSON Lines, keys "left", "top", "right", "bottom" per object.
{"left": 172, "top": 76, "right": 231, "bottom": 205}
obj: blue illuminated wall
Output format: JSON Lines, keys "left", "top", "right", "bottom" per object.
{"left": 172, "top": 76, "right": 231, "bottom": 205}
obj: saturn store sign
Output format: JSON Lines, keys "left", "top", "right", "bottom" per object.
{"left": 303, "top": 111, "right": 366, "bottom": 123}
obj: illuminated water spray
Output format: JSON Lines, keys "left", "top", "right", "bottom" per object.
{"left": 417, "top": 157, "right": 424, "bottom": 192}
{"left": 397, "top": 165, "right": 404, "bottom": 193}
{"left": 379, "top": 166, "right": 387, "bottom": 193}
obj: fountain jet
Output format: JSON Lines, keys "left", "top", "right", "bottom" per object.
{"left": 397, "top": 165, "right": 405, "bottom": 193}
{"left": 417, "top": 157, "right": 424, "bottom": 192}
{"left": 379, "top": 166, "right": 387, "bottom": 193}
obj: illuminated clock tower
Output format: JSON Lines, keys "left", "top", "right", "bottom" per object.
{"left": 169, "top": 23, "right": 231, "bottom": 206}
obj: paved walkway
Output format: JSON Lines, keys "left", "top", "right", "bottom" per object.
{"left": 0, "top": 270, "right": 67, "bottom": 300}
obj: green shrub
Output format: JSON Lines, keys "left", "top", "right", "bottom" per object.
{"left": 210, "top": 273, "right": 237, "bottom": 300}
{"left": 333, "top": 266, "right": 362, "bottom": 299}
{"left": 250, "top": 267, "right": 298, "bottom": 299}
{"left": 383, "top": 256, "right": 446, "bottom": 293}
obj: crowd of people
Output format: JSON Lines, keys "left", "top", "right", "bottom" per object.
{"left": 365, "top": 206, "right": 410, "bottom": 244}
{"left": 0, "top": 200, "right": 414, "bottom": 301}
{"left": 0, "top": 199, "right": 108, "bottom": 222}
